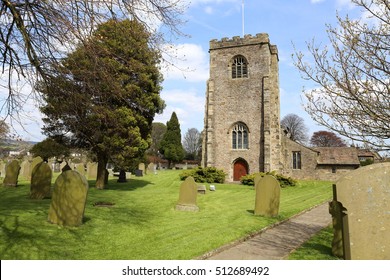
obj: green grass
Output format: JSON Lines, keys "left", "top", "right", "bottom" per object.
{"left": 288, "top": 226, "right": 341, "bottom": 260}
{"left": 0, "top": 170, "right": 333, "bottom": 260}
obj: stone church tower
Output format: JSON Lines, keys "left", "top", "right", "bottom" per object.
{"left": 202, "top": 34, "right": 282, "bottom": 181}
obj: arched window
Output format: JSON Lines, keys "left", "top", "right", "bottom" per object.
{"left": 232, "top": 55, "right": 248, "bottom": 79}
{"left": 232, "top": 123, "right": 249, "bottom": 149}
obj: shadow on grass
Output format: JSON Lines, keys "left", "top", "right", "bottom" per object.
{"left": 88, "top": 178, "right": 152, "bottom": 191}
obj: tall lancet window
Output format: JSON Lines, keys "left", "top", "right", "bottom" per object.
{"left": 232, "top": 55, "right": 248, "bottom": 79}
{"left": 232, "top": 123, "right": 249, "bottom": 149}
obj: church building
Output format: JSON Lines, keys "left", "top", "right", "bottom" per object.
{"left": 201, "top": 34, "right": 282, "bottom": 181}
{"left": 201, "top": 34, "right": 371, "bottom": 182}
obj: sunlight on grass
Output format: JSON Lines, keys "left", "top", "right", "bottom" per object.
{"left": 0, "top": 170, "right": 333, "bottom": 259}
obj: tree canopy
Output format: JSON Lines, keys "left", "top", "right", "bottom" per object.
{"left": 310, "top": 131, "right": 347, "bottom": 147}
{"left": 0, "top": 0, "right": 186, "bottom": 119}
{"left": 30, "top": 138, "right": 70, "bottom": 161}
{"left": 159, "top": 112, "right": 184, "bottom": 166}
{"left": 294, "top": 0, "right": 390, "bottom": 150}
{"left": 37, "top": 19, "right": 165, "bottom": 188}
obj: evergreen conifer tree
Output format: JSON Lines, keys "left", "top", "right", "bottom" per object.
{"left": 160, "top": 112, "right": 185, "bottom": 167}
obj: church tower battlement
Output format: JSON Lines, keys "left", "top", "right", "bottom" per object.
{"left": 202, "top": 33, "right": 282, "bottom": 181}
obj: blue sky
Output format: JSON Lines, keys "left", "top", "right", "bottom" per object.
{"left": 154, "top": 0, "right": 360, "bottom": 141}
{"left": 2, "top": 0, "right": 361, "bottom": 142}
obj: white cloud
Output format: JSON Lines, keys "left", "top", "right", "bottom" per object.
{"left": 204, "top": 6, "right": 214, "bottom": 14}
{"left": 161, "top": 43, "right": 209, "bottom": 82}
{"left": 154, "top": 88, "right": 205, "bottom": 133}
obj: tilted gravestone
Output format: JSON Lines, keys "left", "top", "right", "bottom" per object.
{"left": 48, "top": 170, "right": 89, "bottom": 226}
{"left": 330, "top": 163, "right": 390, "bottom": 259}
{"left": 138, "top": 163, "right": 146, "bottom": 175}
{"left": 75, "top": 164, "right": 86, "bottom": 176}
{"left": 30, "top": 161, "right": 52, "bottom": 199}
{"left": 254, "top": 174, "right": 281, "bottom": 217}
{"left": 20, "top": 159, "right": 31, "bottom": 180}
{"left": 2, "top": 160, "right": 21, "bottom": 187}
{"left": 175, "top": 176, "right": 199, "bottom": 212}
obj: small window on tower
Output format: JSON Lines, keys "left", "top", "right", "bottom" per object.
{"left": 232, "top": 55, "right": 248, "bottom": 79}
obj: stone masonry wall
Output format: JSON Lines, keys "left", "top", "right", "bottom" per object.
{"left": 202, "top": 34, "right": 281, "bottom": 181}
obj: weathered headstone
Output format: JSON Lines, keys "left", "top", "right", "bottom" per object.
{"left": 138, "top": 163, "right": 146, "bottom": 175}
{"left": 147, "top": 163, "right": 155, "bottom": 174}
{"left": 48, "top": 170, "right": 89, "bottom": 226}
{"left": 2, "top": 160, "right": 21, "bottom": 187}
{"left": 330, "top": 163, "right": 390, "bottom": 260}
{"left": 76, "top": 164, "right": 86, "bottom": 176}
{"left": 197, "top": 185, "right": 206, "bottom": 194}
{"left": 20, "top": 159, "right": 31, "bottom": 180}
{"left": 209, "top": 185, "right": 216, "bottom": 191}
{"left": 31, "top": 156, "right": 43, "bottom": 174}
{"left": 175, "top": 176, "right": 199, "bottom": 212}
{"left": 86, "top": 162, "right": 98, "bottom": 180}
{"left": 135, "top": 169, "right": 143, "bottom": 177}
{"left": 30, "top": 161, "right": 52, "bottom": 199}
{"left": 254, "top": 174, "right": 281, "bottom": 217}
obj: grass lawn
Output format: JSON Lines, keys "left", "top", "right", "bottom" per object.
{"left": 288, "top": 226, "right": 341, "bottom": 260}
{"left": 0, "top": 170, "right": 333, "bottom": 260}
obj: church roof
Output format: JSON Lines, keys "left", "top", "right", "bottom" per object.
{"left": 314, "top": 147, "right": 360, "bottom": 165}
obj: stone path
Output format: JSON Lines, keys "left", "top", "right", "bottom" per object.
{"left": 201, "top": 202, "right": 332, "bottom": 260}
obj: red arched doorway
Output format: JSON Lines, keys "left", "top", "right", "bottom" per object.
{"left": 233, "top": 159, "right": 249, "bottom": 181}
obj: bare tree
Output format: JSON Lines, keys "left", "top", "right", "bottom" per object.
{"left": 310, "top": 130, "right": 347, "bottom": 147}
{"left": 0, "top": 0, "right": 187, "bottom": 119}
{"left": 183, "top": 128, "right": 201, "bottom": 160}
{"left": 281, "top": 113, "right": 309, "bottom": 144}
{"left": 294, "top": 0, "right": 390, "bottom": 150}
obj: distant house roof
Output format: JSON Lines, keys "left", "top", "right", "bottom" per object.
{"left": 314, "top": 147, "right": 360, "bottom": 165}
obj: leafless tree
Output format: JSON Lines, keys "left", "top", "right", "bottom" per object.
{"left": 294, "top": 0, "right": 390, "bottom": 150}
{"left": 281, "top": 113, "right": 309, "bottom": 144}
{"left": 183, "top": 127, "right": 201, "bottom": 160}
{"left": 0, "top": 0, "right": 187, "bottom": 119}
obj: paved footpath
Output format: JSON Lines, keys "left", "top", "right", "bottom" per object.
{"left": 201, "top": 202, "right": 332, "bottom": 260}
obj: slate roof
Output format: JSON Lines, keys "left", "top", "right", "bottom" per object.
{"left": 314, "top": 147, "right": 360, "bottom": 165}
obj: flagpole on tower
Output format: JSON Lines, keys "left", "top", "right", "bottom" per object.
{"left": 242, "top": 0, "right": 245, "bottom": 36}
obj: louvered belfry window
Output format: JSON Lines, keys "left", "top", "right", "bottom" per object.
{"left": 232, "top": 55, "right": 248, "bottom": 79}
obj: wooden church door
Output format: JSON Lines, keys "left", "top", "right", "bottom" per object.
{"left": 233, "top": 159, "right": 248, "bottom": 181}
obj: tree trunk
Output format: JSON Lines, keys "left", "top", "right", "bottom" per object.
{"left": 96, "top": 154, "right": 108, "bottom": 189}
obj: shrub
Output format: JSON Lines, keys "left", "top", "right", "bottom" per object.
{"left": 240, "top": 171, "right": 297, "bottom": 188}
{"left": 179, "top": 166, "right": 226, "bottom": 183}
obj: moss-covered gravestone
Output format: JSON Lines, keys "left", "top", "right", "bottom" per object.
{"left": 30, "top": 161, "right": 52, "bottom": 199}
{"left": 254, "top": 174, "right": 281, "bottom": 217}
{"left": 175, "top": 176, "right": 199, "bottom": 212}
{"left": 331, "top": 163, "right": 390, "bottom": 259}
{"left": 2, "top": 160, "right": 21, "bottom": 187}
{"left": 48, "top": 170, "right": 89, "bottom": 226}
{"left": 87, "top": 162, "right": 98, "bottom": 180}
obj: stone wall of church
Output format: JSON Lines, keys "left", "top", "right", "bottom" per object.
{"left": 202, "top": 34, "right": 281, "bottom": 181}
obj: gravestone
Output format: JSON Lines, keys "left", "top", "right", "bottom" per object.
{"left": 135, "top": 169, "right": 143, "bottom": 177}
{"left": 20, "top": 159, "right": 31, "bottom": 180}
{"left": 330, "top": 163, "right": 390, "bottom": 259}
{"left": 30, "top": 161, "right": 52, "bottom": 199}
{"left": 197, "top": 185, "right": 206, "bottom": 194}
{"left": 254, "top": 174, "right": 281, "bottom": 217}
{"left": 31, "top": 156, "right": 43, "bottom": 174}
{"left": 209, "top": 185, "right": 216, "bottom": 191}
{"left": 147, "top": 163, "right": 155, "bottom": 174}
{"left": 117, "top": 170, "right": 127, "bottom": 183}
{"left": 76, "top": 164, "right": 86, "bottom": 176}
{"left": 48, "top": 170, "right": 89, "bottom": 227}
{"left": 2, "top": 160, "right": 21, "bottom": 187}
{"left": 138, "top": 163, "right": 146, "bottom": 175}
{"left": 87, "top": 162, "right": 98, "bottom": 180}
{"left": 175, "top": 176, "right": 199, "bottom": 212}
